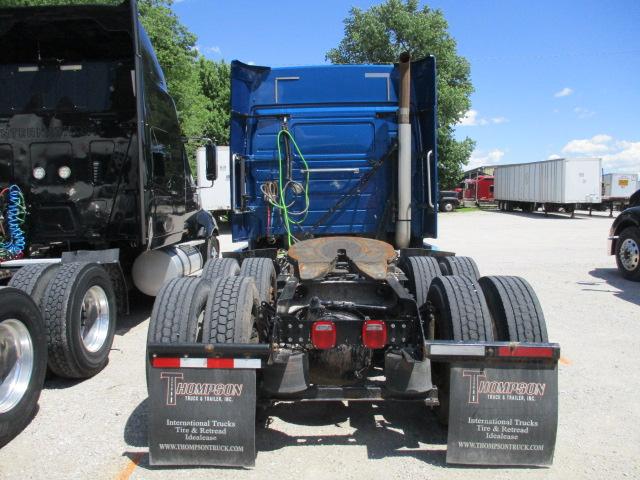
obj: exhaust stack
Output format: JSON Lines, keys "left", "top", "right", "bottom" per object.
{"left": 395, "top": 52, "right": 412, "bottom": 249}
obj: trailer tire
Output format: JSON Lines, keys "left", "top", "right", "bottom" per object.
{"left": 438, "top": 256, "right": 480, "bottom": 280}
{"left": 478, "top": 276, "right": 548, "bottom": 342}
{"left": 201, "top": 258, "right": 240, "bottom": 284}
{"left": 8, "top": 263, "right": 61, "bottom": 309}
{"left": 615, "top": 227, "right": 640, "bottom": 281}
{"left": 203, "top": 276, "right": 259, "bottom": 343}
{"left": 399, "top": 256, "right": 441, "bottom": 309}
{"left": 427, "top": 275, "right": 493, "bottom": 424}
{"left": 0, "top": 288, "right": 47, "bottom": 448}
{"left": 239, "top": 258, "right": 277, "bottom": 305}
{"left": 42, "top": 263, "right": 116, "bottom": 378}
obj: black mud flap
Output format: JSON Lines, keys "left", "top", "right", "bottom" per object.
{"left": 426, "top": 341, "right": 559, "bottom": 467}
{"left": 147, "top": 343, "right": 270, "bottom": 467}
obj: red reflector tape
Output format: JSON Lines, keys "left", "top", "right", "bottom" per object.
{"left": 152, "top": 357, "right": 181, "bottom": 368}
{"left": 497, "top": 346, "right": 554, "bottom": 358}
{"left": 152, "top": 357, "right": 261, "bottom": 369}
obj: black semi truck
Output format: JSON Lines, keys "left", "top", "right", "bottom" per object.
{"left": 0, "top": 0, "right": 218, "bottom": 446}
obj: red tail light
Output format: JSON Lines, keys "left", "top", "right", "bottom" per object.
{"left": 311, "top": 321, "right": 336, "bottom": 349}
{"left": 362, "top": 320, "right": 387, "bottom": 349}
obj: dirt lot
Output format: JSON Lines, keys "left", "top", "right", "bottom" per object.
{"left": 1, "top": 209, "right": 639, "bottom": 480}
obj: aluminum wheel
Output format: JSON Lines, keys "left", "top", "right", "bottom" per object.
{"left": 0, "top": 319, "right": 34, "bottom": 414}
{"left": 80, "top": 286, "right": 110, "bottom": 353}
{"left": 619, "top": 238, "right": 640, "bottom": 272}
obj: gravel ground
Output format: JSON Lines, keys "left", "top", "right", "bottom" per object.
{"left": 1, "top": 209, "right": 639, "bottom": 480}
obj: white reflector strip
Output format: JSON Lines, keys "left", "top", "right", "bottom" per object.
{"left": 60, "top": 65, "right": 82, "bottom": 71}
{"left": 169, "top": 358, "right": 262, "bottom": 369}
{"left": 18, "top": 66, "right": 39, "bottom": 73}
{"left": 232, "top": 359, "right": 262, "bottom": 369}
{"left": 430, "top": 344, "right": 486, "bottom": 357}
{"left": 181, "top": 358, "right": 207, "bottom": 368}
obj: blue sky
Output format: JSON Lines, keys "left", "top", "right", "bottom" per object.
{"left": 173, "top": 0, "right": 640, "bottom": 173}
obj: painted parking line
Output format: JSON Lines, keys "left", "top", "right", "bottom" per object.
{"left": 559, "top": 356, "right": 572, "bottom": 366}
{"left": 115, "top": 452, "right": 144, "bottom": 480}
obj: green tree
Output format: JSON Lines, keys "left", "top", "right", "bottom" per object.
{"left": 327, "top": 0, "right": 474, "bottom": 188}
{"left": 198, "top": 58, "right": 231, "bottom": 145}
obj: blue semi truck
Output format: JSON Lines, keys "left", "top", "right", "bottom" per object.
{"left": 147, "top": 57, "right": 560, "bottom": 467}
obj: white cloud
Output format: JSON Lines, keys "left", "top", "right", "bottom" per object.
{"left": 467, "top": 148, "right": 505, "bottom": 170}
{"left": 602, "top": 141, "right": 640, "bottom": 172}
{"left": 458, "top": 110, "right": 508, "bottom": 127}
{"left": 573, "top": 107, "right": 595, "bottom": 119}
{"left": 547, "top": 154, "right": 562, "bottom": 160}
{"left": 554, "top": 87, "right": 573, "bottom": 98}
{"left": 562, "top": 134, "right": 612, "bottom": 154}
{"left": 559, "top": 135, "right": 640, "bottom": 172}
{"left": 206, "top": 46, "right": 222, "bottom": 55}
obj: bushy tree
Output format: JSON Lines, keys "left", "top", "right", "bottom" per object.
{"left": 198, "top": 58, "right": 231, "bottom": 145}
{"left": 327, "top": 0, "right": 475, "bottom": 188}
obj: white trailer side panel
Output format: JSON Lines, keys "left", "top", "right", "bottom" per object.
{"left": 603, "top": 173, "right": 638, "bottom": 198}
{"left": 197, "top": 146, "right": 231, "bottom": 212}
{"left": 494, "top": 157, "right": 602, "bottom": 204}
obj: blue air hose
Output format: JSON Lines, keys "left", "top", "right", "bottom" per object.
{"left": 0, "top": 185, "right": 26, "bottom": 260}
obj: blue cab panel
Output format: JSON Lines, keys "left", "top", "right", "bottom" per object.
{"left": 229, "top": 58, "right": 438, "bottom": 247}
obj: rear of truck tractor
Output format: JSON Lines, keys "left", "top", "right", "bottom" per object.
{"left": 145, "top": 55, "right": 558, "bottom": 467}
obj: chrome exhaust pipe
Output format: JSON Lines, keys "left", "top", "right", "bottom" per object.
{"left": 395, "top": 52, "right": 412, "bottom": 249}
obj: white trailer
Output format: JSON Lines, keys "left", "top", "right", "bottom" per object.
{"left": 196, "top": 145, "right": 231, "bottom": 214}
{"left": 494, "top": 157, "right": 602, "bottom": 217}
{"left": 603, "top": 173, "right": 638, "bottom": 199}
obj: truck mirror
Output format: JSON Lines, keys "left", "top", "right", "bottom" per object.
{"left": 205, "top": 144, "right": 217, "bottom": 181}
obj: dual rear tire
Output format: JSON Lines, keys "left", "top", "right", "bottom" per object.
{"left": 9, "top": 262, "right": 117, "bottom": 379}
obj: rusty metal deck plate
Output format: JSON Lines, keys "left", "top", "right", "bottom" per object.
{"left": 288, "top": 237, "right": 396, "bottom": 280}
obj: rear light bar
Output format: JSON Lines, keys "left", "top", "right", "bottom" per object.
{"left": 152, "top": 357, "right": 261, "bottom": 369}
{"left": 362, "top": 320, "right": 387, "bottom": 349}
{"left": 311, "top": 321, "right": 337, "bottom": 349}
{"left": 426, "top": 341, "right": 560, "bottom": 361}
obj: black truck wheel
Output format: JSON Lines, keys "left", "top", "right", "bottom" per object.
{"left": 478, "top": 276, "right": 548, "bottom": 342}
{"left": 147, "top": 277, "right": 210, "bottom": 345}
{"left": 201, "top": 258, "right": 240, "bottom": 284}
{"left": 239, "top": 258, "right": 277, "bottom": 304}
{"left": 427, "top": 275, "right": 494, "bottom": 424}
{"left": 203, "top": 276, "right": 260, "bottom": 343}
{"left": 615, "top": 227, "right": 640, "bottom": 281}
{"left": 441, "top": 201, "right": 455, "bottom": 213}
{"left": 399, "top": 256, "right": 441, "bottom": 309}
{"left": 42, "top": 263, "right": 116, "bottom": 378}
{"left": 439, "top": 255, "right": 480, "bottom": 280}
{"left": 145, "top": 277, "right": 211, "bottom": 388}
{"left": 8, "top": 263, "right": 61, "bottom": 309}
{"left": 0, "top": 288, "right": 47, "bottom": 448}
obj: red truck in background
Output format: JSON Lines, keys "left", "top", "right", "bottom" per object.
{"left": 463, "top": 174, "right": 495, "bottom": 204}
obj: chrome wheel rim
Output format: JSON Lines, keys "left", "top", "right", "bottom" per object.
{"left": 81, "top": 286, "right": 110, "bottom": 353}
{"left": 620, "top": 238, "right": 640, "bottom": 271}
{"left": 0, "top": 319, "right": 35, "bottom": 414}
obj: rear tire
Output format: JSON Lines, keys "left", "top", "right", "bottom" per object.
{"left": 439, "top": 256, "right": 480, "bottom": 280}
{"left": 203, "top": 276, "right": 259, "bottom": 343}
{"left": 399, "top": 256, "right": 440, "bottom": 309}
{"left": 42, "top": 263, "right": 116, "bottom": 378}
{"left": 615, "top": 227, "right": 640, "bottom": 281}
{"left": 8, "top": 263, "right": 61, "bottom": 309}
{"left": 0, "top": 288, "right": 47, "bottom": 448}
{"left": 239, "top": 258, "right": 277, "bottom": 305}
{"left": 146, "top": 277, "right": 211, "bottom": 389}
{"left": 201, "top": 258, "right": 240, "bottom": 284}
{"left": 441, "top": 201, "right": 454, "bottom": 213}
{"left": 147, "top": 277, "right": 211, "bottom": 345}
{"left": 478, "top": 276, "right": 548, "bottom": 342}
{"left": 427, "top": 275, "right": 494, "bottom": 424}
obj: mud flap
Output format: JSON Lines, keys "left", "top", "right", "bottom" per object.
{"left": 147, "top": 343, "right": 270, "bottom": 467}
{"left": 426, "top": 342, "right": 559, "bottom": 467}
